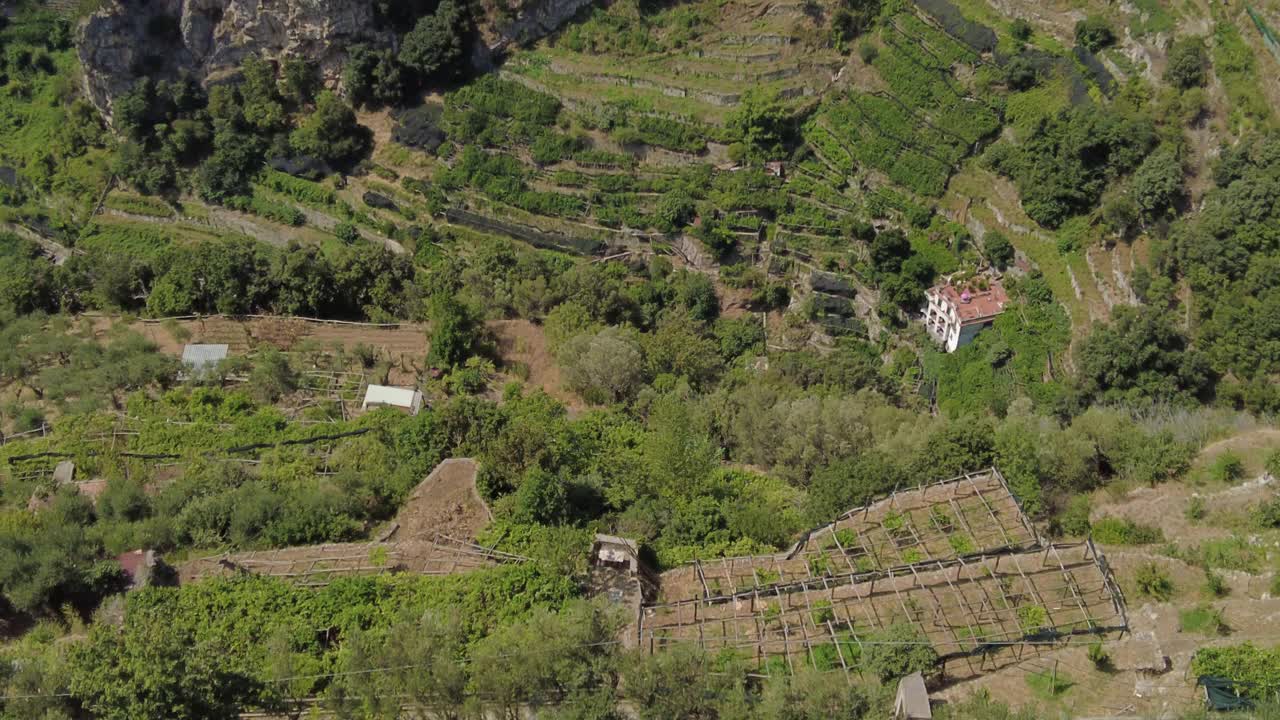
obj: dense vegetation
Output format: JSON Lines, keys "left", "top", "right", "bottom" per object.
{"left": 0, "top": 0, "right": 1277, "bottom": 715}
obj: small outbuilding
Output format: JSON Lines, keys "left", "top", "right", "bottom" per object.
{"left": 592, "top": 534, "right": 642, "bottom": 574}
{"left": 181, "top": 344, "right": 229, "bottom": 375}
{"left": 894, "top": 671, "right": 932, "bottom": 719}
{"left": 361, "top": 384, "right": 425, "bottom": 415}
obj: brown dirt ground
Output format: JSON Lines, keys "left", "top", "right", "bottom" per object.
{"left": 488, "top": 319, "right": 585, "bottom": 413}
{"left": 390, "top": 457, "right": 493, "bottom": 541}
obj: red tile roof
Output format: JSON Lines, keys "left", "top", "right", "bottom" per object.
{"left": 933, "top": 281, "right": 1009, "bottom": 324}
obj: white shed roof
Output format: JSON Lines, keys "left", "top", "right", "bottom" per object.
{"left": 181, "top": 344, "right": 229, "bottom": 372}
{"left": 362, "top": 385, "right": 422, "bottom": 409}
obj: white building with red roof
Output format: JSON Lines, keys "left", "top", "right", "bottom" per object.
{"left": 923, "top": 278, "right": 1009, "bottom": 352}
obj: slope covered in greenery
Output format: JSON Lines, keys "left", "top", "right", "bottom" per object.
{"left": 0, "top": 0, "right": 1277, "bottom": 715}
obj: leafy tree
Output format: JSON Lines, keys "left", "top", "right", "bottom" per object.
{"left": 0, "top": 234, "right": 56, "bottom": 315}
{"left": 239, "top": 55, "right": 287, "bottom": 134}
{"left": 870, "top": 228, "right": 911, "bottom": 274}
{"left": 1074, "top": 15, "right": 1114, "bottom": 51}
{"left": 69, "top": 606, "right": 264, "bottom": 720}
{"left": 675, "top": 272, "right": 719, "bottom": 323}
{"left": 641, "top": 395, "right": 718, "bottom": 500}
{"left": 270, "top": 243, "right": 333, "bottom": 315}
{"left": 290, "top": 91, "right": 371, "bottom": 166}
{"left": 864, "top": 624, "right": 939, "bottom": 682}
{"left": 469, "top": 599, "right": 622, "bottom": 715}
{"left": 1005, "top": 55, "right": 1040, "bottom": 91}
{"left": 247, "top": 349, "right": 298, "bottom": 403}
{"left": 560, "top": 327, "right": 646, "bottom": 404}
{"left": 426, "top": 296, "right": 482, "bottom": 369}
{"left": 726, "top": 88, "right": 792, "bottom": 159}
{"left": 758, "top": 668, "right": 873, "bottom": 719}
{"left": 343, "top": 44, "right": 405, "bottom": 108}
{"left": 197, "top": 126, "right": 267, "bottom": 202}
{"left": 1164, "top": 36, "right": 1208, "bottom": 89}
{"left": 807, "top": 450, "right": 907, "bottom": 522}
{"left": 1079, "top": 305, "right": 1214, "bottom": 403}
{"left": 511, "top": 468, "right": 572, "bottom": 525}
{"left": 329, "top": 609, "right": 468, "bottom": 719}
{"left": 713, "top": 317, "right": 765, "bottom": 361}
{"left": 1131, "top": 145, "right": 1184, "bottom": 218}
{"left": 280, "top": 57, "right": 319, "bottom": 107}
{"left": 1101, "top": 193, "right": 1139, "bottom": 237}
{"left": 146, "top": 238, "right": 273, "bottom": 315}
{"left": 398, "top": 0, "right": 470, "bottom": 82}
{"left": 983, "top": 231, "right": 1015, "bottom": 269}
{"left": 986, "top": 107, "right": 1155, "bottom": 227}
{"left": 624, "top": 646, "right": 752, "bottom": 720}
{"left": 831, "top": 0, "right": 881, "bottom": 45}
{"left": 0, "top": 492, "right": 124, "bottom": 616}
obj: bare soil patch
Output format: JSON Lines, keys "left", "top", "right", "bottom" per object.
{"left": 390, "top": 457, "right": 493, "bottom": 542}
{"left": 488, "top": 319, "right": 585, "bottom": 412}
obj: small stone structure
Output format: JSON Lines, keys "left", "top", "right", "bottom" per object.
{"left": 894, "top": 671, "right": 932, "bottom": 719}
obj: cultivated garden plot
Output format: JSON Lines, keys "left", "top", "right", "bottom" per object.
{"left": 178, "top": 535, "right": 526, "bottom": 587}
{"left": 639, "top": 541, "right": 1127, "bottom": 680}
{"left": 180, "top": 458, "right": 514, "bottom": 586}
{"left": 660, "top": 469, "right": 1040, "bottom": 600}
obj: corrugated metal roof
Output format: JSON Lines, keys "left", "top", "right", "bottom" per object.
{"left": 362, "top": 385, "right": 422, "bottom": 409}
{"left": 181, "top": 344, "right": 229, "bottom": 371}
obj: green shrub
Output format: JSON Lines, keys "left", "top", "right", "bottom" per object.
{"left": 1090, "top": 517, "right": 1164, "bottom": 545}
{"left": 1208, "top": 451, "right": 1245, "bottom": 483}
{"left": 864, "top": 624, "right": 938, "bottom": 682}
{"left": 226, "top": 194, "right": 306, "bottom": 226}
{"left": 1074, "top": 15, "right": 1114, "bottom": 51}
{"left": 1087, "top": 642, "right": 1111, "bottom": 670}
{"left": 1192, "top": 536, "right": 1263, "bottom": 573}
{"left": 1133, "top": 562, "right": 1174, "bottom": 601}
{"left": 1010, "top": 18, "right": 1033, "bottom": 41}
{"left": 1026, "top": 669, "right": 1073, "bottom": 698}
{"left": 1017, "top": 605, "right": 1048, "bottom": 634}
{"left": 1185, "top": 496, "right": 1206, "bottom": 522}
{"left": 259, "top": 170, "right": 335, "bottom": 205}
{"left": 1203, "top": 570, "right": 1230, "bottom": 598}
{"left": 1179, "top": 604, "right": 1228, "bottom": 635}
{"left": 334, "top": 222, "right": 360, "bottom": 244}
{"left": 104, "top": 193, "right": 175, "bottom": 218}
{"left": 1054, "top": 495, "right": 1092, "bottom": 537}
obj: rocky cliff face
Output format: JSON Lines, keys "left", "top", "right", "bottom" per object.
{"left": 489, "top": 0, "right": 597, "bottom": 46}
{"left": 78, "top": 0, "right": 595, "bottom": 120}
{"left": 78, "top": 0, "right": 393, "bottom": 119}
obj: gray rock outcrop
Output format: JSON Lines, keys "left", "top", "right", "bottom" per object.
{"left": 78, "top": 0, "right": 599, "bottom": 122}
{"left": 78, "top": 0, "right": 394, "bottom": 120}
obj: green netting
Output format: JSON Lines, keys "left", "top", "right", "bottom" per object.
{"left": 1198, "top": 676, "right": 1255, "bottom": 712}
